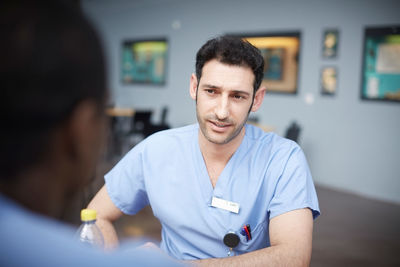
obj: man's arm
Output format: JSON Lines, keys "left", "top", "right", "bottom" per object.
{"left": 187, "top": 208, "right": 313, "bottom": 267}
{"left": 87, "top": 185, "right": 124, "bottom": 250}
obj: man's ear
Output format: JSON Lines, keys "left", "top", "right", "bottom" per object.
{"left": 190, "top": 73, "right": 198, "bottom": 100}
{"left": 251, "top": 87, "right": 267, "bottom": 112}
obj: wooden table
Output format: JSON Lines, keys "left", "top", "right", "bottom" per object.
{"left": 106, "top": 107, "right": 135, "bottom": 117}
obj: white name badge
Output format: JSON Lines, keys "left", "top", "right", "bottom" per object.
{"left": 211, "top": 196, "right": 240, "bottom": 214}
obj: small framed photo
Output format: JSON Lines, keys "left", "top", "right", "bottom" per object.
{"left": 322, "top": 29, "right": 339, "bottom": 59}
{"left": 361, "top": 25, "right": 400, "bottom": 102}
{"left": 121, "top": 38, "right": 168, "bottom": 85}
{"left": 320, "top": 66, "right": 337, "bottom": 95}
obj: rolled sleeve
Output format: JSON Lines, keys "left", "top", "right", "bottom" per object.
{"left": 268, "top": 144, "right": 320, "bottom": 220}
{"left": 105, "top": 145, "right": 149, "bottom": 215}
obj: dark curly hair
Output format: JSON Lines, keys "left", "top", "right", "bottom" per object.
{"left": 195, "top": 35, "right": 264, "bottom": 94}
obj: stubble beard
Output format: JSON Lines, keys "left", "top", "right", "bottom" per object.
{"left": 196, "top": 106, "right": 249, "bottom": 145}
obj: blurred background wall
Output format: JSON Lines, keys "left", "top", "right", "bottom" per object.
{"left": 81, "top": 0, "right": 400, "bottom": 204}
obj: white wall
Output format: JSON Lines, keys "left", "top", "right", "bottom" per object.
{"left": 82, "top": 0, "right": 400, "bottom": 204}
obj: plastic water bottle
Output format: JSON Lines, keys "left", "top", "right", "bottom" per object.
{"left": 76, "top": 209, "right": 104, "bottom": 249}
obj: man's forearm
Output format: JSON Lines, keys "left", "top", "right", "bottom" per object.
{"left": 87, "top": 185, "right": 124, "bottom": 250}
{"left": 186, "top": 244, "right": 310, "bottom": 267}
{"left": 96, "top": 218, "right": 119, "bottom": 250}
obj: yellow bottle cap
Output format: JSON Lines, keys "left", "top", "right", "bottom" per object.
{"left": 80, "top": 209, "right": 97, "bottom": 222}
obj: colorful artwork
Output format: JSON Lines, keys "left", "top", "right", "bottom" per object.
{"left": 260, "top": 47, "right": 285, "bottom": 80}
{"left": 361, "top": 26, "right": 400, "bottom": 102}
{"left": 243, "top": 33, "right": 301, "bottom": 94}
{"left": 122, "top": 39, "right": 167, "bottom": 85}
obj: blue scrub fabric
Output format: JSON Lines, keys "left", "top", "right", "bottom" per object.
{"left": 0, "top": 194, "right": 182, "bottom": 267}
{"left": 105, "top": 123, "right": 320, "bottom": 260}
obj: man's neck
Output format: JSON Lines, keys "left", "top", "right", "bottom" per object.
{"left": 198, "top": 127, "right": 246, "bottom": 187}
{"left": 199, "top": 130, "right": 245, "bottom": 162}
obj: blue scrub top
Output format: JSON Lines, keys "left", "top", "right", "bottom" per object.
{"left": 105, "top": 124, "right": 320, "bottom": 260}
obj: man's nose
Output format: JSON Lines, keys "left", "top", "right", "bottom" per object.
{"left": 215, "top": 95, "right": 230, "bottom": 120}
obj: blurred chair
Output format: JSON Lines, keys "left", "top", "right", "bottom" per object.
{"left": 131, "top": 110, "right": 153, "bottom": 137}
{"left": 128, "top": 107, "right": 170, "bottom": 147}
{"left": 149, "top": 106, "right": 170, "bottom": 134}
{"left": 285, "top": 121, "right": 301, "bottom": 143}
{"left": 105, "top": 107, "right": 135, "bottom": 159}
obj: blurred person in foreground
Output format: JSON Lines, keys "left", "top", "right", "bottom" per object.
{"left": 89, "top": 35, "right": 320, "bottom": 266}
{"left": 0, "top": 1, "right": 181, "bottom": 266}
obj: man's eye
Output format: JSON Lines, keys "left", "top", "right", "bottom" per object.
{"left": 233, "top": 95, "right": 243, "bottom": 99}
{"left": 206, "top": 89, "right": 215, "bottom": 94}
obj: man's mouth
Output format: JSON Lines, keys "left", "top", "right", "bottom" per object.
{"left": 209, "top": 120, "right": 232, "bottom": 129}
{"left": 214, "top": 121, "right": 229, "bottom": 127}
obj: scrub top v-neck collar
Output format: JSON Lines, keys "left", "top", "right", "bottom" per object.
{"left": 192, "top": 124, "right": 249, "bottom": 206}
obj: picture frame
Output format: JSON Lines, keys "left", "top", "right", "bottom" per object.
{"left": 320, "top": 66, "right": 337, "bottom": 95}
{"left": 233, "top": 32, "right": 301, "bottom": 94}
{"left": 361, "top": 26, "right": 400, "bottom": 102}
{"left": 121, "top": 38, "right": 168, "bottom": 85}
{"left": 322, "top": 29, "right": 339, "bottom": 59}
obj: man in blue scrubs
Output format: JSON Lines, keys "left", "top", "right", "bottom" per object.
{"left": 89, "top": 36, "right": 320, "bottom": 266}
{"left": 0, "top": 1, "right": 180, "bottom": 266}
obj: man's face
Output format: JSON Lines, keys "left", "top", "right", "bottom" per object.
{"left": 190, "top": 59, "right": 256, "bottom": 145}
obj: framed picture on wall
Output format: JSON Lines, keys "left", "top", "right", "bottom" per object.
{"left": 361, "top": 26, "right": 400, "bottom": 102}
{"left": 231, "top": 32, "right": 301, "bottom": 94}
{"left": 320, "top": 66, "right": 337, "bottom": 95}
{"left": 121, "top": 38, "right": 168, "bottom": 85}
{"left": 322, "top": 29, "right": 339, "bottom": 58}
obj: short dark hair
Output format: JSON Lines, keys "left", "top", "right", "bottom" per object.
{"left": 195, "top": 35, "right": 264, "bottom": 93}
{"left": 0, "top": 0, "right": 106, "bottom": 180}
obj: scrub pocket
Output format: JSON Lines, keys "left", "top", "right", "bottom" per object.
{"left": 235, "top": 220, "right": 269, "bottom": 254}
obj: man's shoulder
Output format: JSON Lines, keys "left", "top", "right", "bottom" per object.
{"left": 128, "top": 124, "right": 197, "bottom": 154}
{"left": 145, "top": 123, "right": 198, "bottom": 142}
{"left": 244, "top": 124, "right": 303, "bottom": 163}
{"left": 245, "top": 123, "right": 296, "bottom": 148}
